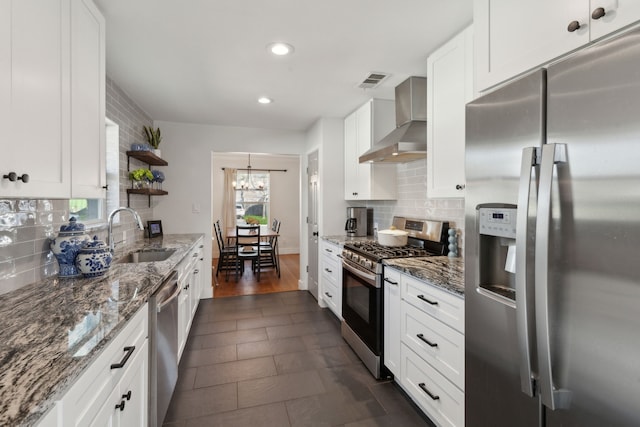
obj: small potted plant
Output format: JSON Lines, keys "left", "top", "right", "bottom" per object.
{"left": 143, "top": 125, "right": 162, "bottom": 157}
{"left": 129, "top": 168, "right": 154, "bottom": 189}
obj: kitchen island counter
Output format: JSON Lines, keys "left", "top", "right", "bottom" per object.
{"left": 0, "top": 233, "right": 203, "bottom": 426}
{"left": 383, "top": 256, "right": 464, "bottom": 297}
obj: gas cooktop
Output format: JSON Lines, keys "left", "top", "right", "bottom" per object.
{"left": 342, "top": 217, "right": 449, "bottom": 267}
{"left": 344, "top": 240, "right": 434, "bottom": 261}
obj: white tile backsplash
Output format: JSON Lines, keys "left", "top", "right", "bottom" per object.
{"left": 364, "top": 159, "right": 465, "bottom": 255}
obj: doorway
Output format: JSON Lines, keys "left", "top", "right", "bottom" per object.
{"left": 211, "top": 152, "right": 301, "bottom": 297}
{"left": 307, "top": 150, "right": 319, "bottom": 300}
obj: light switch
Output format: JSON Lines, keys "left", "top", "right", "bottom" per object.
{"left": 192, "top": 203, "right": 201, "bottom": 214}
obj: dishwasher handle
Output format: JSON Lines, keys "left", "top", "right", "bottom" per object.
{"left": 157, "top": 271, "right": 180, "bottom": 313}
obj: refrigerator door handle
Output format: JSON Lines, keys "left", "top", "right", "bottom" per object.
{"left": 515, "top": 146, "right": 539, "bottom": 397}
{"left": 535, "top": 143, "right": 572, "bottom": 410}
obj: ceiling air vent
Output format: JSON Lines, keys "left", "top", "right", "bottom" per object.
{"left": 357, "top": 72, "right": 390, "bottom": 89}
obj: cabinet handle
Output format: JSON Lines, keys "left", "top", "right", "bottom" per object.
{"left": 199, "top": 257, "right": 204, "bottom": 261}
{"left": 115, "top": 401, "right": 126, "bottom": 411}
{"left": 199, "top": 244, "right": 204, "bottom": 248}
{"left": 324, "top": 268, "right": 332, "bottom": 273}
{"left": 102, "top": 184, "right": 109, "bottom": 190}
{"left": 418, "top": 383, "right": 440, "bottom": 400}
{"left": 384, "top": 277, "right": 398, "bottom": 286}
{"left": 455, "top": 184, "right": 465, "bottom": 190}
{"left": 193, "top": 253, "right": 198, "bottom": 257}
{"left": 325, "top": 292, "right": 332, "bottom": 298}
{"left": 591, "top": 7, "right": 605, "bottom": 20}
{"left": 325, "top": 248, "right": 333, "bottom": 253}
{"left": 417, "top": 294, "right": 438, "bottom": 305}
{"left": 194, "top": 269, "right": 199, "bottom": 274}
{"left": 416, "top": 333, "right": 438, "bottom": 348}
{"left": 122, "top": 391, "right": 132, "bottom": 401}
{"left": 3, "top": 172, "right": 29, "bottom": 183}
{"left": 110, "top": 346, "right": 135, "bottom": 369}
{"left": 567, "top": 20, "right": 581, "bottom": 32}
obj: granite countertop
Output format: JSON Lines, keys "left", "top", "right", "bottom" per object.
{"left": 383, "top": 256, "right": 465, "bottom": 297}
{"left": 322, "top": 235, "right": 375, "bottom": 246}
{"left": 0, "top": 233, "right": 204, "bottom": 427}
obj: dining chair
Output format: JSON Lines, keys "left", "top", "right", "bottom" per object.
{"left": 213, "top": 220, "right": 237, "bottom": 279}
{"left": 235, "top": 224, "right": 262, "bottom": 281}
{"left": 259, "top": 219, "right": 281, "bottom": 277}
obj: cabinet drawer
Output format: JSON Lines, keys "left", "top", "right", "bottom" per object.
{"left": 320, "top": 241, "right": 341, "bottom": 258}
{"left": 401, "top": 343, "right": 464, "bottom": 427}
{"left": 61, "top": 304, "right": 148, "bottom": 426}
{"left": 402, "top": 275, "right": 464, "bottom": 333}
{"left": 401, "top": 302, "right": 464, "bottom": 391}
{"left": 322, "top": 276, "right": 341, "bottom": 319}
{"left": 320, "top": 253, "right": 340, "bottom": 285}
{"left": 382, "top": 266, "right": 402, "bottom": 287}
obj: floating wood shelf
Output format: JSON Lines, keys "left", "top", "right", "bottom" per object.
{"left": 126, "top": 151, "right": 168, "bottom": 167}
{"left": 126, "top": 151, "right": 168, "bottom": 207}
{"left": 126, "top": 188, "right": 168, "bottom": 207}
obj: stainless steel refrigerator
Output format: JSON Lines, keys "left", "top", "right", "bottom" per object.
{"left": 465, "top": 27, "right": 640, "bottom": 427}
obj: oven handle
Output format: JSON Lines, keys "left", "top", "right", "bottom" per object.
{"left": 342, "top": 260, "right": 379, "bottom": 288}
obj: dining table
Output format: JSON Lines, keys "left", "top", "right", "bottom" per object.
{"left": 225, "top": 225, "right": 279, "bottom": 239}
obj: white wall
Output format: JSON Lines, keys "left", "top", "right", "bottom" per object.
{"left": 302, "top": 118, "right": 346, "bottom": 290}
{"left": 211, "top": 153, "right": 300, "bottom": 255}
{"left": 153, "top": 120, "right": 306, "bottom": 298}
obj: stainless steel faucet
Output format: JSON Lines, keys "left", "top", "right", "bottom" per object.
{"left": 107, "top": 207, "right": 144, "bottom": 253}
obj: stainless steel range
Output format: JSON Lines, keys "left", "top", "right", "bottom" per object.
{"left": 341, "top": 216, "right": 449, "bottom": 378}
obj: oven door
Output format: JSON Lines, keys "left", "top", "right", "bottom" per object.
{"left": 342, "top": 259, "right": 382, "bottom": 355}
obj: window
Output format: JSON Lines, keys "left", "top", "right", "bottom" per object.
{"left": 68, "top": 118, "right": 120, "bottom": 223}
{"left": 234, "top": 170, "right": 270, "bottom": 225}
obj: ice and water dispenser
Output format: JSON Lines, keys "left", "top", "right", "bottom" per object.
{"left": 476, "top": 204, "right": 518, "bottom": 301}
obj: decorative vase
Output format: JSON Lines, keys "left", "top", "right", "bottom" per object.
{"left": 132, "top": 180, "right": 148, "bottom": 189}
{"left": 153, "top": 149, "right": 161, "bottom": 158}
{"left": 76, "top": 236, "right": 112, "bottom": 277}
{"left": 50, "top": 218, "right": 91, "bottom": 278}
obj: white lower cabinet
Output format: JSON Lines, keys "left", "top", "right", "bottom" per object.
{"left": 55, "top": 304, "right": 149, "bottom": 427}
{"left": 383, "top": 266, "right": 465, "bottom": 427}
{"left": 401, "top": 343, "right": 465, "bottom": 427}
{"left": 319, "top": 240, "right": 343, "bottom": 319}
{"left": 383, "top": 267, "right": 401, "bottom": 376}
{"left": 401, "top": 301, "right": 464, "bottom": 391}
{"left": 89, "top": 339, "right": 148, "bottom": 427}
{"left": 178, "top": 238, "right": 204, "bottom": 360}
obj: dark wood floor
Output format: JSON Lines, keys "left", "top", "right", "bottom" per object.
{"left": 163, "top": 291, "right": 434, "bottom": 427}
{"left": 213, "top": 254, "right": 300, "bottom": 298}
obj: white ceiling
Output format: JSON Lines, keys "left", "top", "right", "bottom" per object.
{"left": 94, "top": 0, "right": 473, "bottom": 132}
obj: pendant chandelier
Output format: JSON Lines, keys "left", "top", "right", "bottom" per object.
{"left": 233, "top": 154, "right": 264, "bottom": 190}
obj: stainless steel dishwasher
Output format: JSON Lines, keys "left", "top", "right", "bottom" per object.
{"left": 149, "top": 271, "right": 180, "bottom": 427}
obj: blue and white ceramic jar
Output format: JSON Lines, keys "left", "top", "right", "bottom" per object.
{"left": 50, "top": 218, "right": 91, "bottom": 278}
{"left": 76, "top": 236, "right": 112, "bottom": 277}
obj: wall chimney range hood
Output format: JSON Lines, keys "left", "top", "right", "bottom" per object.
{"left": 359, "top": 76, "right": 427, "bottom": 163}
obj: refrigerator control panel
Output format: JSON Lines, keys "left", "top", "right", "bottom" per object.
{"left": 478, "top": 207, "right": 516, "bottom": 238}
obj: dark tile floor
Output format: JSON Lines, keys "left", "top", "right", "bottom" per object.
{"left": 163, "top": 291, "right": 435, "bottom": 427}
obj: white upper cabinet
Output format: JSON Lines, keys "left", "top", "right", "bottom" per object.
{"left": 1, "top": 0, "right": 71, "bottom": 198}
{"left": 70, "top": 0, "right": 106, "bottom": 199}
{"left": 475, "top": 0, "right": 640, "bottom": 92}
{"left": 590, "top": 1, "right": 640, "bottom": 40}
{"left": 344, "top": 99, "right": 397, "bottom": 200}
{"left": 427, "top": 25, "right": 473, "bottom": 198}
{"left": 0, "top": 0, "right": 105, "bottom": 199}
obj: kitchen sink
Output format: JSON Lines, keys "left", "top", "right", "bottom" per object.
{"left": 116, "top": 249, "right": 176, "bottom": 264}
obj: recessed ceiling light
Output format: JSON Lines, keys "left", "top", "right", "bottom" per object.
{"left": 267, "top": 42, "right": 294, "bottom": 56}
{"left": 258, "top": 97, "right": 273, "bottom": 104}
